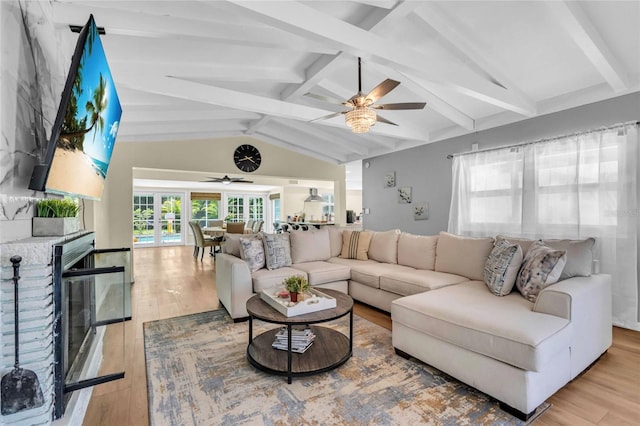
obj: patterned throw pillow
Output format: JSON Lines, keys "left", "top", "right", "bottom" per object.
{"left": 339, "top": 230, "right": 373, "bottom": 260}
{"left": 484, "top": 239, "right": 523, "bottom": 296}
{"left": 261, "top": 233, "right": 292, "bottom": 270}
{"left": 239, "top": 238, "right": 265, "bottom": 273}
{"left": 516, "top": 241, "right": 567, "bottom": 302}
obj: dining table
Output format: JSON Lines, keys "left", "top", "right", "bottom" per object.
{"left": 202, "top": 226, "right": 225, "bottom": 237}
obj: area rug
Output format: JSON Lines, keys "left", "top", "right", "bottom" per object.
{"left": 144, "top": 310, "right": 550, "bottom": 425}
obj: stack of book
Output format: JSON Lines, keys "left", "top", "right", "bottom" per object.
{"left": 272, "top": 327, "right": 316, "bottom": 353}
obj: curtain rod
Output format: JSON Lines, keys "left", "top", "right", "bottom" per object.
{"left": 446, "top": 120, "right": 640, "bottom": 159}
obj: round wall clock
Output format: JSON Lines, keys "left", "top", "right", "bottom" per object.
{"left": 233, "top": 144, "right": 261, "bottom": 173}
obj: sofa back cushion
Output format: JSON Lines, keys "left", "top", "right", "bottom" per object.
{"left": 339, "top": 230, "right": 373, "bottom": 260}
{"left": 543, "top": 238, "right": 595, "bottom": 279}
{"left": 289, "top": 227, "right": 331, "bottom": 264}
{"left": 224, "top": 233, "right": 259, "bottom": 257}
{"left": 328, "top": 226, "right": 344, "bottom": 257}
{"left": 397, "top": 233, "right": 438, "bottom": 270}
{"left": 496, "top": 235, "right": 595, "bottom": 280}
{"left": 367, "top": 229, "right": 400, "bottom": 264}
{"left": 261, "top": 233, "right": 292, "bottom": 270}
{"left": 435, "top": 232, "right": 494, "bottom": 281}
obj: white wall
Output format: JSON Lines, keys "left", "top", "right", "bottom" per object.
{"left": 362, "top": 92, "right": 640, "bottom": 234}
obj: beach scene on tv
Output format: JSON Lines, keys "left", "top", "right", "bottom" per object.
{"left": 46, "top": 18, "right": 121, "bottom": 200}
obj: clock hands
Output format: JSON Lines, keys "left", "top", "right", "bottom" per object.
{"left": 240, "top": 156, "right": 256, "bottom": 164}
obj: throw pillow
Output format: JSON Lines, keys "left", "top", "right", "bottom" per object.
{"left": 289, "top": 227, "right": 331, "bottom": 264}
{"left": 367, "top": 229, "right": 401, "bottom": 264}
{"left": 516, "top": 241, "right": 567, "bottom": 302}
{"left": 484, "top": 239, "right": 523, "bottom": 296}
{"left": 434, "top": 232, "right": 495, "bottom": 281}
{"left": 495, "top": 235, "right": 536, "bottom": 255}
{"left": 339, "top": 230, "right": 373, "bottom": 260}
{"left": 239, "top": 238, "right": 265, "bottom": 273}
{"left": 261, "top": 233, "right": 292, "bottom": 270}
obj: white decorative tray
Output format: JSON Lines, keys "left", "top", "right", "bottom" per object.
{"left": 260, "top": 288, "right": 337, "bottom": 317}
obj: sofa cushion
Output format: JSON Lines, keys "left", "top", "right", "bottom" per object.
{"left": 328, "top": 226, "right": 344, "bottom": 257}
{"left": 495, "top": 235, "right": 536, "bottom": 255}
{"left": 484, "top": 240, "right": 523, "bottom": 296}
{"left": 328, "top": 257, "right": 411, "bottom": 289}
{"left": 543, "top": 238, "right": 595, "bottom": 280}
{"left": 380, "top": 269, "right": 468, "bottom": 297}
{"left": 291, "top": 261, "right": 350, "bottom": 285}
{"left": 339, "top": 230, "right": 373, "bottom": 260}
{"left": 497, "top": 235, "right": 595, "bottom": 280}
{"left": 261, "top": 233, "right": 292, "bottom": 270}
{"left": 368, "top": 229, "right": 400, "bottom": 264}
{"left": 289, "top": 227, "right": 331, "bottom": 264}
{"left": 224, "top": 233, "right": 259, "bottom": 258}
{"left": 239, "top": 238, "right": 265, "bottom": 272}
{"left": 435, "top": 232, "right": 494, "bottom": 281}
{"left": 397, "top": 233, "right": 437, "bottom": 270}
{"left": 391, "top": 281, "right": 572, "bottom": 371}
{"left": 517, "top": 241, "right": 567, "bottom": 302}
{"left": 252, "top": 267, "right": 308, "bottom": 293}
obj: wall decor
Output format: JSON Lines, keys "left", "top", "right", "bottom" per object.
{"left": 398, "top": 187, "right": 412, "bottom": 203}
{"left": 414, "top": 202, "right": 429, "bottom": 220}
{"left": 384, "top": 171, "right": 396, "bottom": 188}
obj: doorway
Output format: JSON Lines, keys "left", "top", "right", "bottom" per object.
{"left": 133, "top": 192, "right": 185, "bottom": 247}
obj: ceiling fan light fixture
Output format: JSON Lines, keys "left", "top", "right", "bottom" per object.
{"left": 345, "top": 106, "right": 376, "bottom": 133}
{"left": 221, "top": 175, "right": 232, "bottom": 185}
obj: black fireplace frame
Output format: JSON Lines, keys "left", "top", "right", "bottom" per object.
{"left": 52, "top": 233, "right": 129, "bottom": 419}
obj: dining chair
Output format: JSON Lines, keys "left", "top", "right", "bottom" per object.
{"left": 208, "top": 219, "right": 224, "bottom": 228}
{"left": 245, "top": 219, "right": 255, "bottom": 234}
{"left": 253, "top": 220, "right": 264, "bottom": 233}
{"left": 225, "top": 222, "right": 246, "bottom": 234}
{"left": 189, "top": 220, "right": 219, "bottom": 261}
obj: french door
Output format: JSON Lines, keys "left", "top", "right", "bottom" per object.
{"left": 133, "top": 192, "right": 185, "bottom": 246}
{"left": 225, "top": 193, "right": 266, "bottom": 228}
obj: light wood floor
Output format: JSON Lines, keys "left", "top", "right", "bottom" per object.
{"left": 84, "top": 245, "right": 640, "bottom": 425}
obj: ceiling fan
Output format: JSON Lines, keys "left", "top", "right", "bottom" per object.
{"left": 203, "top": 175, "right": 253, "bottom": 185}
{"left": 307, "top": 57, "right": 426, "bottom": 133}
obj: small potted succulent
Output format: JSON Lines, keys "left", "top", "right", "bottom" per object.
{"left": 33, "top": 198, "right": 80, "bottom": 236}
{"left": 282, "top": 275, "right": 310, "bottom": 303}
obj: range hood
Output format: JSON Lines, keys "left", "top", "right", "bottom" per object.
{"left": 304, "top": 188, "right": 324, "bottom": 202}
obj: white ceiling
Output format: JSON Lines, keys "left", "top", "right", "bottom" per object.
{"left": 52, "top": 1, "right": 640, "bottom": 168}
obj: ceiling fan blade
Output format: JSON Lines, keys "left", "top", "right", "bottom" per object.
{"left": 372, "top": 102, "right": 426, "bottom": 110}
{"left": 304, "top": 92, "right": 345, "bottom": 105}
{"left": 366, "top": 79, "right": 400, "bottom": 103}
{"left": 375, "top": 115, "right": 398, "bottom": 126}
{"left": 232, "top": 180, "right": 253, "bottom": 184}
{"left": 309, "top": 112, "right": 344, "bottom": 123}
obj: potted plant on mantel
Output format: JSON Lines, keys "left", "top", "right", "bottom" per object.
{"left": 33, "top": 199, "right": 80, "bottom": 237}
{"left": 283, "top": 275, "right": 310, "bottom": 303}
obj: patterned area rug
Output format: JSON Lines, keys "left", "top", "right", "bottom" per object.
{"left": 144, "top": 309, "right": 550, "bottom": 425}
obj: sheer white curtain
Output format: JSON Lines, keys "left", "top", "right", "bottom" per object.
{"left": 449, "top": 123, "right": 639, "bottom": 330}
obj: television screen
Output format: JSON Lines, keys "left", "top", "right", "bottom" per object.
{"left": 29, "top": 15, "right": 121, "bottom": 200}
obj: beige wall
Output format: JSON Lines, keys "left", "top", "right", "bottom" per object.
{"left": 94, "top": 136, "right": 346, "bottom": 263}
{"left": 346, "top": 190, "right": 362, "bottom": 216}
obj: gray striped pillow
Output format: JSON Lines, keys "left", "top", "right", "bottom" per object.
{"left": 339, "top": 230, "right": 372, "bottom": 260}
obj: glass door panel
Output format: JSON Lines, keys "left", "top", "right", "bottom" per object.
{"left": 160, "top": 194, "right": 183, "bottom": 245}
{"left": 133, "top": 193, "right": 155, "bottom": 246}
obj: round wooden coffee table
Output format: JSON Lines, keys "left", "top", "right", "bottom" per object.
{"left": 246, "top": 288, "right": 353, "bottom": 384}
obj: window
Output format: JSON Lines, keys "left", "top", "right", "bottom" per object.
{"left": 449, "top": 123, "right": 639, "bottom": 330}
{"left": 226, "top": 195, "right": 244, "bottom": 222}
{"left": 191, "top": 192, "right": 221, "bottom": 227}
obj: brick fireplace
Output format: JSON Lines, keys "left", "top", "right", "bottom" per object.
{"left": 0, "top": 232, "right": 130, "bottom": 424}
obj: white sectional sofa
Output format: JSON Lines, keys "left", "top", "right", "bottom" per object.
{"left": 215, "top": 226, "right": 612, "bottom": 419}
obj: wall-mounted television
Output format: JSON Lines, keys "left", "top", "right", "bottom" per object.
{"left": 29, "top": 15, "right": 121, "bottom": 200}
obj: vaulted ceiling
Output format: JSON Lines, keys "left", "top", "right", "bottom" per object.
{"left": 52, "top": 1, "right": 640, "bottom": 165}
